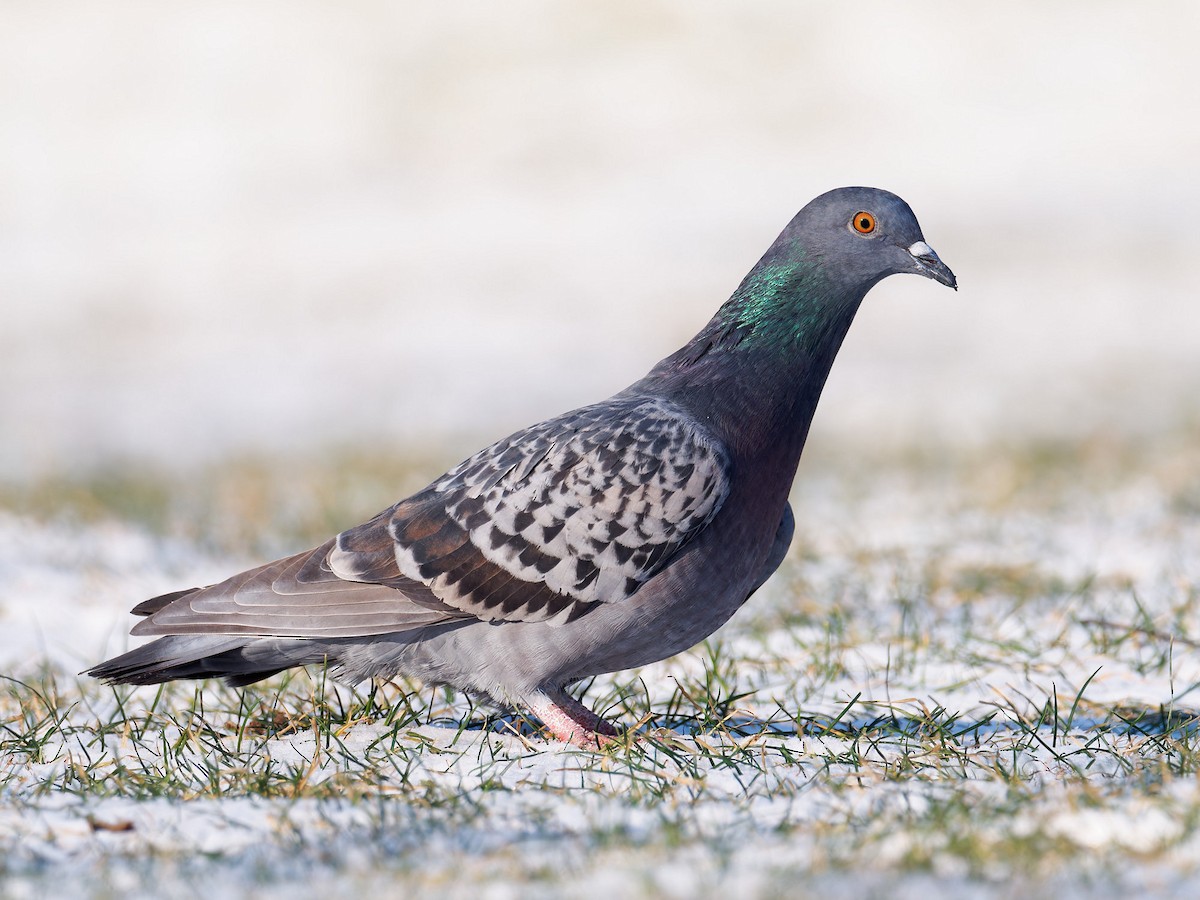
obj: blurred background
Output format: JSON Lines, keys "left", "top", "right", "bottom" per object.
{"left": 2, "top": 0, "right": 1198, "bottom": 480}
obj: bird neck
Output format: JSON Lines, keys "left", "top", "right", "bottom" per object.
{"left": 635, "top": 248, "right": 867, "bottom": 471}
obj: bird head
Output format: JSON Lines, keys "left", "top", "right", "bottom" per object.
{"left": 790, "top": 186, "right": 957, "bottom": 292}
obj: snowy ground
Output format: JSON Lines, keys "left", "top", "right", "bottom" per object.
{"left": 3, "top": 434, "right": 1200, "bottom": 897}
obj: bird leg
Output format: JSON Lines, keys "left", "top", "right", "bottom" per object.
{"left": 528, "top": 692, "right": 620, "bottom": 749}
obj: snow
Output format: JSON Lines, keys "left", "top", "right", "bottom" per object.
{"left": 4, "top": 448, "right": 1200, "bottom": 895}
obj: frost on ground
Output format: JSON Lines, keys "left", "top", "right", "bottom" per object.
{"left": 2, "top": 433, "right": 1200, "bottom": 898}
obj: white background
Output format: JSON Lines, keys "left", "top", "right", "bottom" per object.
{"left": 3, "top": 1, "right": 1198, "bottom": 477}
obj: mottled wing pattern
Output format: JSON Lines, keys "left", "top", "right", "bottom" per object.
{"left": 329, "top": 396, "right": 732, "bottom": 624}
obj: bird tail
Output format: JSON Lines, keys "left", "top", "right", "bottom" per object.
{"left": 86, "top": 635, "right": 331, "bottom": 688}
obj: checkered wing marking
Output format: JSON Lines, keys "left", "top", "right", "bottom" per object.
{"left": 328, "top": 397, "right": 732, "bottom": 624}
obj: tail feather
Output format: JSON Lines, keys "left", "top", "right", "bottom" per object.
{"left": 86, "top": 635, "right": 330, "bottom": 687}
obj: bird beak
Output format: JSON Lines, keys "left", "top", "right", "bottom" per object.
{"left": 907, "top": 241, "right": 957, "bottom": 290}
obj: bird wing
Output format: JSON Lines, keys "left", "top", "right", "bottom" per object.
{"left": 131, "top": 539, "right": 465, "bottom": 638}
{"left": 328, "top": 395, "right": 733, "bottom": 625}
{"left": 131, "top": 396, "right": 731, "bottom": 638}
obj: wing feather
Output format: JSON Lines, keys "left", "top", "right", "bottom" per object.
{"left": 328, "top": 396, "right": 732, "bottom": 624}
{"left": 133, "top": 396, "right": 731, "bottom": 639}
{"left": 132, "top": 540, "right": 463, "bottom": 638}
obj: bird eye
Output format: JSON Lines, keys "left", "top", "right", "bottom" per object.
{"left": 851, "top": 211, "right": 876, "bottom": 235}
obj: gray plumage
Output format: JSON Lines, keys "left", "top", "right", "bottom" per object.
{"left": 89, "top": 187, "right": 957, "bottom": 746}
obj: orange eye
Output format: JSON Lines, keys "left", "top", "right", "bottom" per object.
{"left": 851, "top": 211, "right": 876, "bottom": 235}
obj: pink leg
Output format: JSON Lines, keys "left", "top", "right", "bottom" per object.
{"left": 528, "top": 692, "right": 620, "bottom": 749}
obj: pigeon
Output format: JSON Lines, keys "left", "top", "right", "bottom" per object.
{"left": 88, "top": 187, "right": 956, "bottom": 747}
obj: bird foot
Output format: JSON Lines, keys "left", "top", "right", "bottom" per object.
{"left": 529, "top": 692, "right": 620, "bottom": 749}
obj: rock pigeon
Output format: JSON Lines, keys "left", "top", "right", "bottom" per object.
{"left": 88, "top": 187, "right": 956, "bottom": 747}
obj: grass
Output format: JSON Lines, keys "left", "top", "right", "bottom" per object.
{"left": 2, "top": 428, "right": 1200, "bottom": 896}
{"left": 3, "top": 653, "right": 1198, "bottom": 891}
